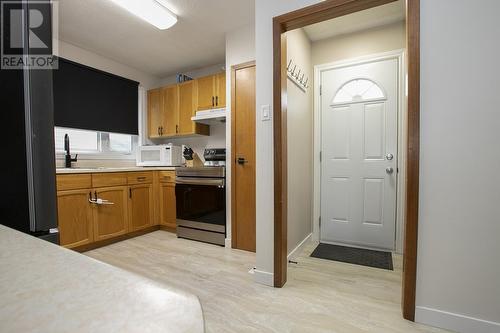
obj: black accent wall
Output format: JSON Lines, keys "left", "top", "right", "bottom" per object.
{"left": 53, "top": 57, "right": 139, "bottom": 135}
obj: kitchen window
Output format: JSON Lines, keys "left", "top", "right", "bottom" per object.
{"left": 54, "top": 127, "right": 137, "bottom": 156}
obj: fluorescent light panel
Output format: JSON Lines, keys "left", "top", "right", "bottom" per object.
{"left": 108, "top": 0, "right": 177, "bottom": 30}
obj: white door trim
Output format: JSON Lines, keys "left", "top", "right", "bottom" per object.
{"left": 313, "top": 49, "right": 407, "bottom": 253}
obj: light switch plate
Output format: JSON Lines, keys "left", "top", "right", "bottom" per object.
{"left": 261, "top": 104, "right": 271, "bottom": 121}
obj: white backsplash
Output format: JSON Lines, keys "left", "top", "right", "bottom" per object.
{"left": 151, "top": 122, "right": 226, "bottom": 163}
{"left": 55, "top": 157, "right": 136, "bottom": 169}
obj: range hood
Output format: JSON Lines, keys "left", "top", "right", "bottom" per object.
{"left": 191, "top": 108, "right": 226, "bottom": 125}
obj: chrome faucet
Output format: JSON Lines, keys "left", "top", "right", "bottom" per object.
{"left": 64, "top": 134, "right": 78, "bottom": 168}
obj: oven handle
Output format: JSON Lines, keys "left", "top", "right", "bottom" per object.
{"left": 176, "top": 177, "right": 225, "bottom": 187}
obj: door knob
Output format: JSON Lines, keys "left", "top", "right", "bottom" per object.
{"left": 237, "top": 157, "right": 247, "bottom": 165}
{"left": 386, "top": 153, "right": 394, "bottom": 161}
{"left": 386, "top": 167, "right": 394, "bottom": 174}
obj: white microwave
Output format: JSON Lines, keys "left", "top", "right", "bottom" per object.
{"left": 136, "top": 145, "right": 182, "bottom": 167}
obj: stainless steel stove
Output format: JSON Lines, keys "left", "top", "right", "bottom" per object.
{"left": 175, "top": 149, "right": 226, "bottom": 246}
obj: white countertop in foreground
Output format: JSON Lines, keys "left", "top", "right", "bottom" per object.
{"left": 56, "top": 166, "right": 178, "bottom": 174}
{"left": 0, "top": 225, "right": 204, "bottom": 333}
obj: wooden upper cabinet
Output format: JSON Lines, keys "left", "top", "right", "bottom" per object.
{"left": 215, "top": 72, "right": 226, "bottom": 108}
{"left": 162, "top": 85, "right": 179, "bottom": 136}
{"left": 196, "top": 72, "right": 226, "bottom": 110}
{"left": 57, "top": 189, "right": 94, "bottom": 249}
{"left": 178, "top": 80, "right": 197, "bottom": 135}
{"left": 128, "top": 184, "right": 154, "bottom": 232}
{"left": 178, "top": 81, "right": 209, "bottom": 136}
{"left": 148, "top": 88, "right": 162, "bottom": 138}
{"left": 196, "top": 75, "right": 216, "bottom": 111}
{"left": 93, "top": 186, "right": 129, "bottom": 241}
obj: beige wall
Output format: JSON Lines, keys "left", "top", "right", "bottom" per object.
{"left": 286, "top": 28, "right": 313, "bottom": 256}
{"left": 56, "top": 40, "right": 161, "bottom": 89}
{"left": 415, "top": 0, "right": 500, "bottom": 331}
{"left": 312, "top": 21, "right": 405, "bottom": 66}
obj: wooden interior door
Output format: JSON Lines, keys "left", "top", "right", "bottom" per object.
{"left": 128, "top": 184, "right": 154, "bottom": 232}
{"left": 178, "top": 80, "right": 197, "bottom": 135}
{"left": 162, "top": 85, "right": 179, "bottom": 136}
{"left": 232, "top": 63, "right": 256, "bottom": 252}
{"left": 57, "top": 189, "right": 94, "bottom": 248}
{"left": 216, "top": 72, "right": 226, "bottom": 108}
{"left": 159, "top": 182, "right": 176, "bottom": 229}
{"left": 148, "top": 88, "right": 162, "bottom": 138}
{"left": 196, "top": 75, "right": 215, "bottom": 110}
{"left": 93, "top": 186, "right": 129, "bottom": 241}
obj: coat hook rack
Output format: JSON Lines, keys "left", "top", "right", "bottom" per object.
{"left": 286, "top": 59, "right": 309, "bottom": 92}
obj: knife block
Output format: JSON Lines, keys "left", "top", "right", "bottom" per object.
{"left": 186, "top": 153, "right": 204, "bottom": 168}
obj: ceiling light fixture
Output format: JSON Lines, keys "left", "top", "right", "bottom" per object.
{"left": 108, "top": 0, "right": 177, "bottom": 30}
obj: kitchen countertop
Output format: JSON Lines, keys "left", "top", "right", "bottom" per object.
{"left": 56, "top": 166, "right": 178, "bottom": 174}
{"left": 0, "top": 225, "right": 204, "bottom": 333}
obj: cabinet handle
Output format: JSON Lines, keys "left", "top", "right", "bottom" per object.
{"left": 212, "top": 96, "right": 215, "bottom": 107}
{"left": 137, "top": 176, "right": 147, "bottom": 182}
{"left": 129, "top": 188, "right": 132, "bottom": 198}
{"left": 216, "top": 96, "right": 218, "bottom": 106}
{"left": 158, "top": 127, "right": 160, "bottom": 136}
{"left": 176, "top": 125, "right": 178, "bottom": 133}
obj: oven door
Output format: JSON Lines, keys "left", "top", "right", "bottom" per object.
{"left": 175, "top": 178, "right": 226, "bottom": 233}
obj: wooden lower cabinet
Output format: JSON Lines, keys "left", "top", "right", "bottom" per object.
{"left": 57, "top": 171, "right": 176, "bottom": 250}
{"left": 159, "top": 182, "right": 176, "bottom": 229}
{"left": 57, "top": 189, "right": 94, "bottom": 249}
{"left": 128, "top": 184, "right": 154, "bottom": 232}
{"left": 93, "top": 186, "right": 129, "bottom": 241}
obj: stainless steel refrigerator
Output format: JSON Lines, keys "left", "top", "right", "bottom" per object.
{"left": 0, "top": 0, "right": 59, "bottom": 243}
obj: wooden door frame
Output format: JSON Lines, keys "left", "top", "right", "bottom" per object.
{"left": 231, "top": 61, "right": 257, "bottom": 249}
{"left": 272, "top": 0, "right": 420, "bottom": 321}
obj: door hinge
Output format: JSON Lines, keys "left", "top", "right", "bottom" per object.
{"left": 320, "top": 85, "right": 322, "bottom": 95}
{"left": 319, "top": 216, "right": 322, "bottom": 227}
{"left": 319, "top": 151, "right": 322, "bottom": 162}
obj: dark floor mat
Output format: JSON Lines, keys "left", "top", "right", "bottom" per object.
{"left": 310, "top": 243, "right": 393, "bottom": 270}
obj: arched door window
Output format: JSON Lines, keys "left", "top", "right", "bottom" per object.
{"left": 332, "top": 78, "right": 385, "bottom": 105}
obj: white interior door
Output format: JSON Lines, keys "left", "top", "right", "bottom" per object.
{"left": 320, "top": 58, "right": 398, "bottom": 250}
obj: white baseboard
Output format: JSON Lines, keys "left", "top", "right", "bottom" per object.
{"left": 416, "top": 306, "right": 500, "bottom": 333}
{"left": 224, "top": 238, "right": 231, "bottom": 248}
{"left": 287, "top": 233, "right": 312, "bottom": 261}
{"left": 254, "top": 269, "right": 274, "bottom": 287}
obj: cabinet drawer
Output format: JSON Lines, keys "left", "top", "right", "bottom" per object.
{"left": 57, "top": 174, "right": 92, "bottom": 191}
{"left": 92, "top": 173, "right": 128, "bottom": 188}
{"left": 127, "top": 172, "right": 153, "bottom": 185}
{"left": 158, "top": 171, "right": 176, "bottom": 183}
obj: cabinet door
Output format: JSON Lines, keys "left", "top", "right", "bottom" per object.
{"left": 196, "top": 75, "right": 215, "bottom": 111}
{"left": 215, "top": 72, "right": 226, "bottom": 108}
{"left": 93, "top": 186, "right": 129, "bottom": 241}
{"left": 162, "top": 85, "right": 179, "bottom": 136}
{"left": 159, "top": 183, "right": 176, "bottom": 229}
{"left": 148, "top": 88, "right": 162, "bottom": 138}
{"left": 128, "top": 184, "right": 154, "bottom": 232}
{"left": 178, "top": 80, "right": 197, "bottom": 135}
{"left": 57, "top": 189, "right": 94, "bottom": 249}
